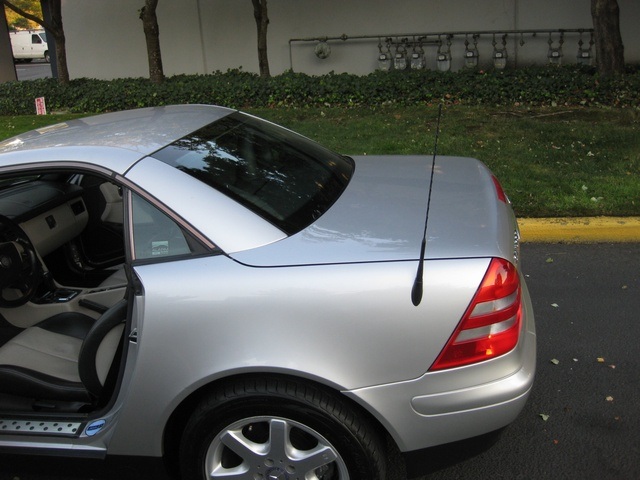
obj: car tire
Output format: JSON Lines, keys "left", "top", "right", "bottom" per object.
{"left": 179, "top": 376, "right": 387, "bottom": 479}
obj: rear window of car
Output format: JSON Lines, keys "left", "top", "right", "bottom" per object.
{"left": 151, "top": 112, "right": 354, "bottom": 235}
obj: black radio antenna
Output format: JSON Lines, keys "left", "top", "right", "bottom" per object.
{"left": 411, "top": 103, "right": 443, "bottom": 307}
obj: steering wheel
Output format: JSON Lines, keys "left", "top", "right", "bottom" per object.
{"left": 0, "top": 215, "right": 42, "bottom": 308}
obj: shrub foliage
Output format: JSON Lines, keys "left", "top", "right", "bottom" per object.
{"left": 1, "top": 65, "right": 639, "bottom": 115}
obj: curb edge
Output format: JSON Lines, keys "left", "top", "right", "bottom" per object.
{"left": 518, "top": 217, "right": 640, "bottom": 243}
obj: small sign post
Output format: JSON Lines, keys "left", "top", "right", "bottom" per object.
{"left": 35, "top": 97, "right": 47, "bottom": 115}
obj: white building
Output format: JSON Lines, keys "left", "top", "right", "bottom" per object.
{"left": 59, "top": 0, "right": 639, "bottom": 79}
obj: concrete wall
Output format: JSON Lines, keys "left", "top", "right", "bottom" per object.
{"left": 63, "top": 0, "right": 639, "bottom": 80}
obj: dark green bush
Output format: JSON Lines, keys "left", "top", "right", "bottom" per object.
{"left": 1, "top": 65, "right": 638, "bottom": 115}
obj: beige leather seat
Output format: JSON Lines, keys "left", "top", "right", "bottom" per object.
{"left": 0, "top": 299, "right": 127, "bottom": 403}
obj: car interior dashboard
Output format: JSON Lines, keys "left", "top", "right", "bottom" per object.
{"left": 0, "top": 173, "right": 128, "bottom": 331}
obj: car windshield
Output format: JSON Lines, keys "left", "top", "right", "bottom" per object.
{"left": 151, "top": 112, "right": 354, "bottom": 235}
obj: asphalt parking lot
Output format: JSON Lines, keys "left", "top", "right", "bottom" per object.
{"left": 14, "top": 60, "right": 51, "bottom": 81}
{"left": 1, "top": 242, "right": 639, "bottom": 480}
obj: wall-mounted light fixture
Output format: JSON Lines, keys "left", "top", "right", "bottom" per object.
{"left": 464, "top": 34, "right": 479, "bottom": 68}
{"left": 436, "top": 35, "right": 452, "bottom": 72}
{"left": 577, "top": 31, "right": 593, "bottom": 66}
{"left": 377, "top": 38, "right": 392, "bottom": 71}
{"left": 547, "top": 32, "right": 563, "bottom": 65}
{"left": 410, "top": 37, "right": 425, "bottom": 70}
{"left": 315, "top": 41, "right": 331, "bottom": 59}
{"left": 394, "top": 38, "right": 409, "bottom": 70}
{"left": 492, "top": 34, "right": 508, "bottom": 69}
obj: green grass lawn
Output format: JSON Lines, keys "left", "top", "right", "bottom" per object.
{"left": 1, "top": 106, "right": 639, "bottom": 218}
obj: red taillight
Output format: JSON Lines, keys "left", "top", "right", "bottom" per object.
{"left": 491, "top": 175, "right": 507, "bottom": 203}
{"left": 430, "top": 258, "right": 522, "bottom": 371}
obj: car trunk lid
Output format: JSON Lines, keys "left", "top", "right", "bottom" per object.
{"left": 230, "top": 155, "right": 519, "bottom": 267}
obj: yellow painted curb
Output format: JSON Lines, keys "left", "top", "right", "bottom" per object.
{"left": 518, "top": 217, "right": 640, "bottom": 243}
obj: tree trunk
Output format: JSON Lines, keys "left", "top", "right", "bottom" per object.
{"left": 591, "top": 0, "right": 625, "bottom": 76}
{"left": 140, "top": 0, "right": 164, "bottom": 84}
{"left": 3, "top": 0, "right": 69, "bottom": 84}
{"left": 252, "top": 0, "right": 270, "bottom": 78}
{"left": 46, "top": 0, "right": 68, "bottom": 84}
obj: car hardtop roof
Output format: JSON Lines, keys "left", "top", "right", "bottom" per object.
{"left": 0, "top": 105, "right": 236, "bottom": 159}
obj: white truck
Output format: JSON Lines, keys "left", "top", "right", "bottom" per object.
{"left": 10, "top": 29, "right": 49, "bottom": 63}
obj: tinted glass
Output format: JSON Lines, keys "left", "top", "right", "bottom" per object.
{"left": 151, "top": 113, "right": 353, "bottom": 235}
{"left": 131, "top": 193, "right": 193, "bottom": 260}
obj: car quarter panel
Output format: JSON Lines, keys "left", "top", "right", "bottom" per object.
{"left": 344, "top": 275, "right": 536, "bottom": 451}
{"left": 107, "top": 254, "right": 490, "bottom": 456}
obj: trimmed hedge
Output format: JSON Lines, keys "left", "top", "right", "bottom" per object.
{"left": 1, "top": 65, "right": 639, "bottom": 115}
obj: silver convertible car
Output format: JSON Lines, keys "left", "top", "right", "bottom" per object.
{"left": 0, "top": 105, "right": 535, "bottom": 479}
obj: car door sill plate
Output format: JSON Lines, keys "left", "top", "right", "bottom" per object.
{"left": 0, "top": 418, "right": 82, "bottom": 435}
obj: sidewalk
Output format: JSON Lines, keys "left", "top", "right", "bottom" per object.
{"left": 518, "top": 217, "right": 640, "bottom": 243}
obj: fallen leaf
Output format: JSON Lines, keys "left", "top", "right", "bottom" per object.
{"left": 551, "top": 303, "right": 559, "bottom": 308}
{"left": 606, "top": 396, "right": 614, "bottom": 402}
{"left": 622, "top": 285, "right": 628, "bottom": 290}
{"left": 597, "top": 357, "right": 605, "bottom": 363}
{"left": 539, "top": 414, "right": 550, "bottom": 421}
{"left": 550, "top": 358, "right": 560, "bottom": 365}
{"left": 546, "top": 257, "right": 554, "bottom": 263}
{"left": 553, "top": 439, "right": 559, "bottom": 444}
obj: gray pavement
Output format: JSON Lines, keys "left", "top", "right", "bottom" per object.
{"left": 14, "top": 60, "right": 51, "bottom": 81}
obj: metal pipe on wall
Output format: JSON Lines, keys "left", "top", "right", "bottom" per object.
{"left": 288, "top": 28, "right": 594, "bottom": 71}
